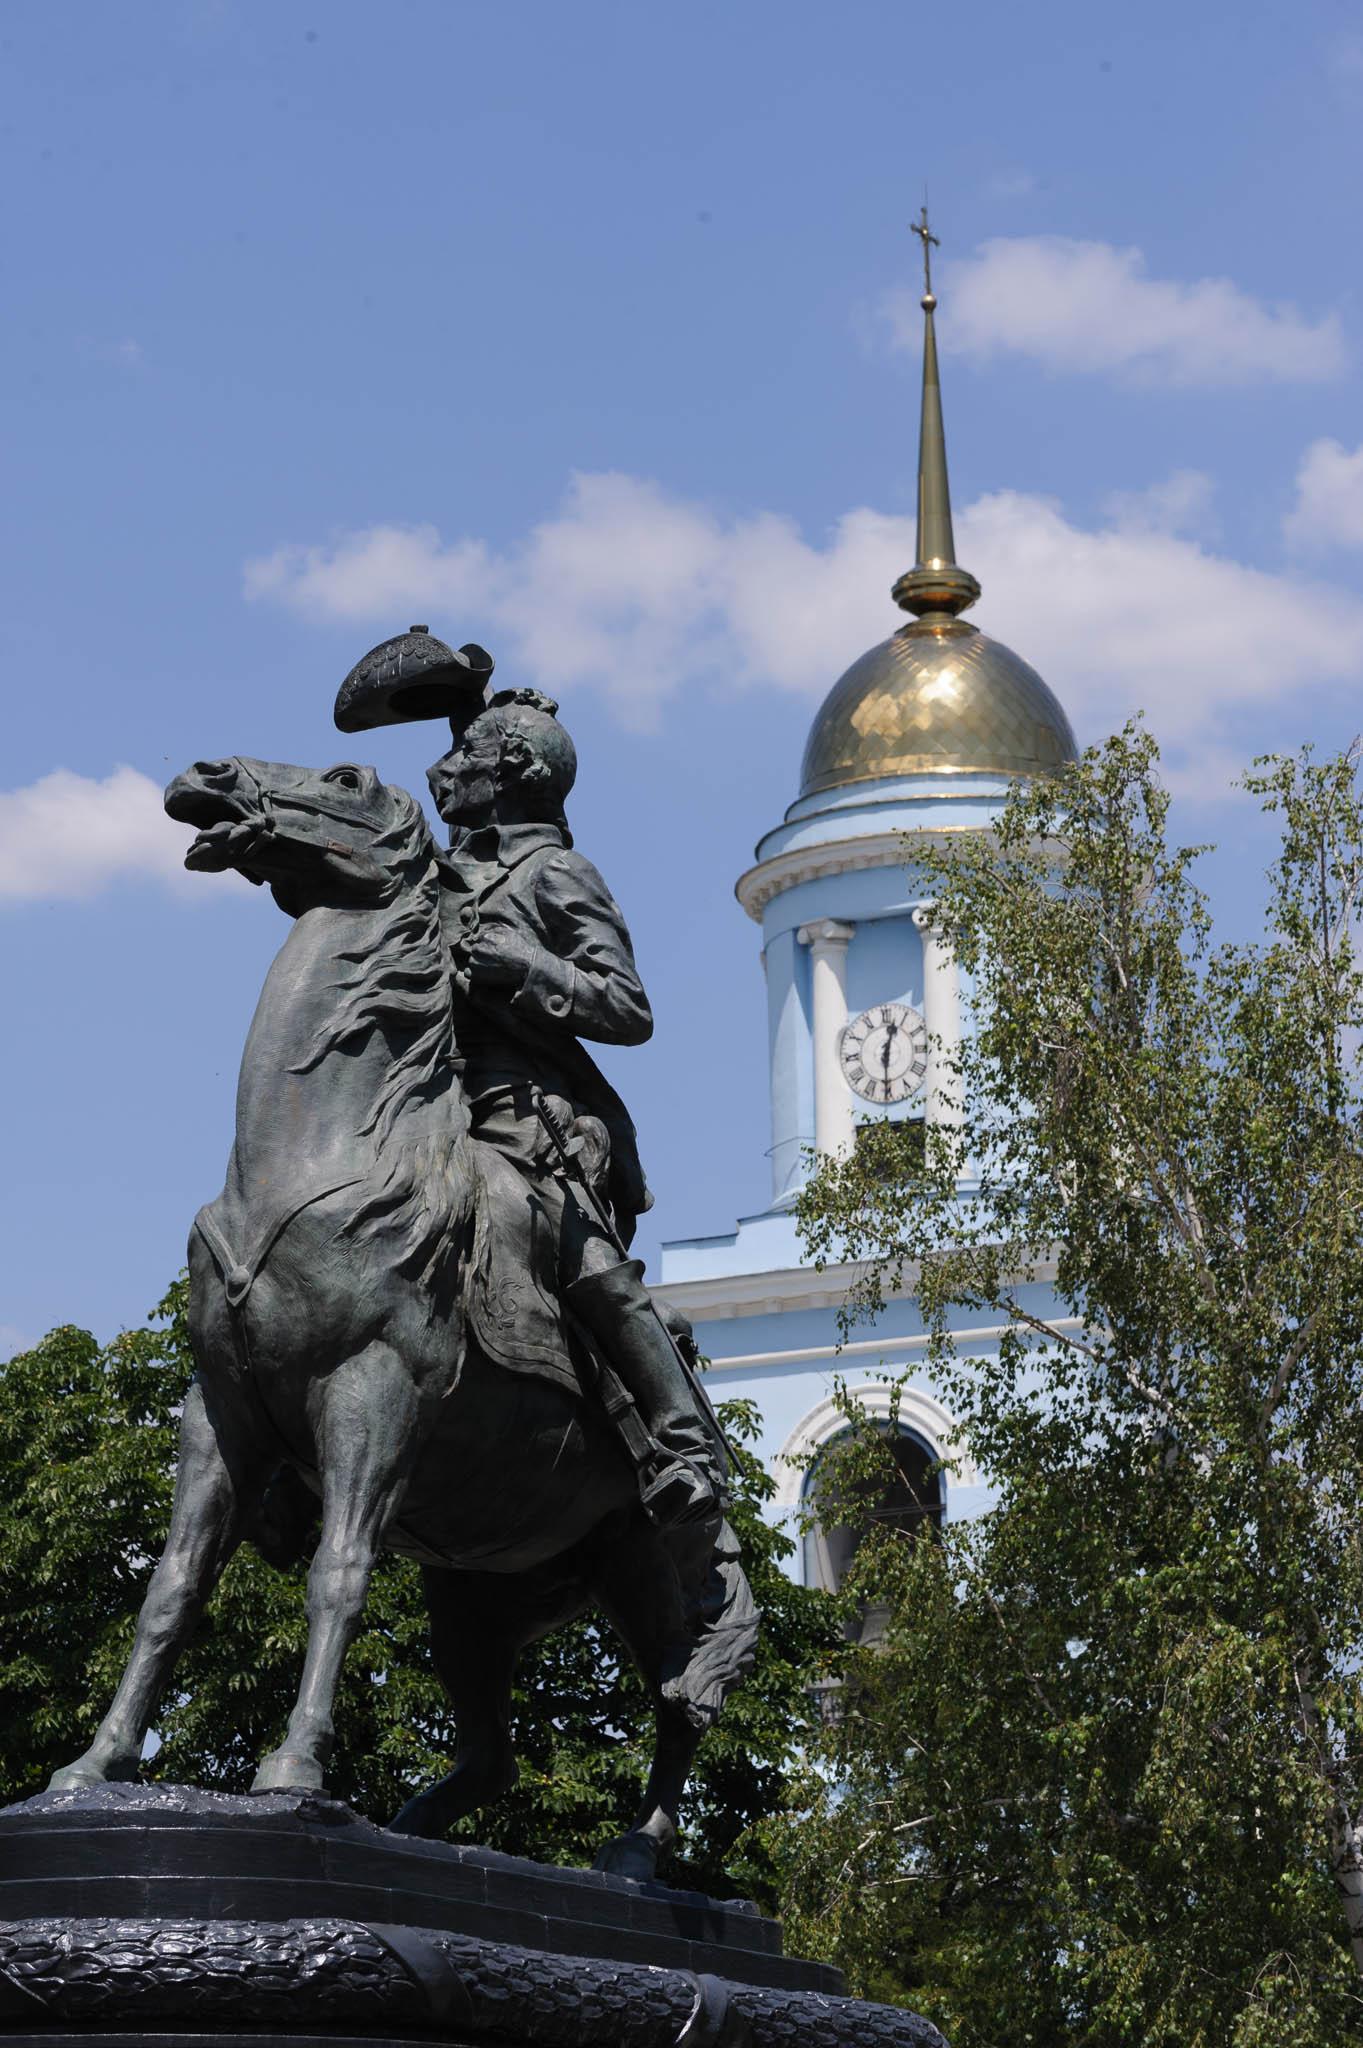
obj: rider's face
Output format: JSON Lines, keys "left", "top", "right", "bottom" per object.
{"left": 427, "top": 720, "right": 501, "bottom": 828}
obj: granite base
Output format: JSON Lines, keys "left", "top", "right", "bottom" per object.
{"left": 0, "top": 1784, "right": 947, "bottom": 2046}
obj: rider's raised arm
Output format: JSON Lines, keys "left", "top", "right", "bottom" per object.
{"left": 514, "top": 849, "right": 653, "bottom": 1046}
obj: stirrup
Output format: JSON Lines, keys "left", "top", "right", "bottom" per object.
{"left": 639, "top": 1455, "right": 720, "bottom": 1530}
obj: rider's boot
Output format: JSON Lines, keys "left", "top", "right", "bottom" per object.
{"left": 565, "top": 1258, "right": 723, "bottom": 1530}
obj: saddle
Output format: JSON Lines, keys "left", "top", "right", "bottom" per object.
{"left": 466, "top": 1126, "right": 719, "bottom": 1529}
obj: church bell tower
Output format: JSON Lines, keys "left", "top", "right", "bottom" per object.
{"left": 655, "top": 213, "right": 1079, "bottom": 1575}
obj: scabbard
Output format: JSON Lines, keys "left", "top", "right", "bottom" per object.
{"left": 534, "top": 1093, "right": 734, "bottom": 1471}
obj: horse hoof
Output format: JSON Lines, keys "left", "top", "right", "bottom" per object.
{"left": 593, "top": 1830, "right": 663, "bottom": 1881}
{"left": 47, "top": 1761, "right": 110, "bottom": 1793}
{"left": 250, "top": 1751, "right": 327, "bottom": 1795}
{"left": 388, "top": 1791, "right": 445, "bottom": 1840}
{"left": 388, "top": 1753, "right": 519, "bottom": 1840}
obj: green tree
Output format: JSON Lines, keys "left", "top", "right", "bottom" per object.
{"left": 773, "top": 726, "right": 1363, "bottom": 2045}
{"left": 0, "top": 1281, "right": 837, "bottom": 1903}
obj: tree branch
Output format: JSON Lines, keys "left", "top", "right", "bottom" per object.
{"left": 1258, "top": 1304, "right": 1327, "bottom": 1435}
{"left": 999, "top": 1296, "right": 1181, "bottom": 1433}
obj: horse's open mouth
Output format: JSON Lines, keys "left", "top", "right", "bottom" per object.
{"left": 166, "top": 776, "right": 268, "bottom": 873}
{"left": 184, "top": 817, "right": 270, "bottom": 871}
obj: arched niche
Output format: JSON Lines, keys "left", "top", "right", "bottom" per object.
{"left": 775, "top": 1383, "right": 976, "bottom": 1640}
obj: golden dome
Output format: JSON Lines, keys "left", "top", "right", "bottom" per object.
{"left": 799, "top": 613, "right": 1078, "bottom": 798}
{"left": 799, "top": 210, "right": 1078, "bottom": 802}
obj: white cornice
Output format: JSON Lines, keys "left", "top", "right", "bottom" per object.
{"left": 690, "top": 1315, "right": 1085, "bottom": 1375}
{"left": 652, "top": 1260, "right": 888, "bottom": 1322}
{"left": 650, "top": 1254, "right": 1058, "bottom": 1325}
{"left": 735, "top": 827, "right": 1000, "bottom": 922}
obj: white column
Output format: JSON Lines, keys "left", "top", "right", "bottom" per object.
{"left": 763, "top": 928, "right": 804, "bottom": 1204}
{"left": 912, "top": 903, "right": 962, "bottom": 1128}
{"left": 797, "top": 919, "right": 856, "bottom": 1160}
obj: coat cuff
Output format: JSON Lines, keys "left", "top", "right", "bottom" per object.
{"left": 512, "top": 947, "right": 578, "bottom": 1024}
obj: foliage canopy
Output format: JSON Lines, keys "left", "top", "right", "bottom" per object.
{"left": 0, "top": 1281, "right": 838, "bottom": 1904}
{"left": 776, "top": 726, "right": 1363, "bottom": 2046}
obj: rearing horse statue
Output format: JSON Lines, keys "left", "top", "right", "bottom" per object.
{"left": 49, "top": 755, "right": 757, "bottom": 1878}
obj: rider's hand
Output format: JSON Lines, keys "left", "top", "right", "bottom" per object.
{"left": 464, "top": 927, "right": 538, "bottom": 989}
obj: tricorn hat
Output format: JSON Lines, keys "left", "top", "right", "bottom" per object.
{"left": 334, "top": 626, "right": 496, "bottom": 733}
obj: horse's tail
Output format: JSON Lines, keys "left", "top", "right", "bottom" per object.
{"left": 659, "top": 1518, "right": 761, "bottom": 1732}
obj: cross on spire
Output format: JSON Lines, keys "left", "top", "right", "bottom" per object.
{"left": 910, "top": 202, "right": 939, "bottom": 304}
{"left": 890, "top": 195, "right": 982, "bottom": 619}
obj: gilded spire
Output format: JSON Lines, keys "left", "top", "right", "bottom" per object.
{"left": 892, "top": 205, "right": 982, "bottom": 620}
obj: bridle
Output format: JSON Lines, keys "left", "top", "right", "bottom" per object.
{"left": 229, "top": 762, "right": 390, "bottom": 870}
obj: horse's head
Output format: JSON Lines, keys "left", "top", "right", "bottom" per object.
{"left": 165, "top": 757, "right": 434, "bottom": 912}
{"left": 169, "top": 755, "right": 454, "bottom": 1151}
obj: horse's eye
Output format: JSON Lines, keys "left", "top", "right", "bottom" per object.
{"left": 329, "top": 769, "right": 362, "bottom": 791}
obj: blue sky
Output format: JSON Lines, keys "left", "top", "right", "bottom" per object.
{"left": 5, "top": 0, "right": 1363, "bottom": 1353}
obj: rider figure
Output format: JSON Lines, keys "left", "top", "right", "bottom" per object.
{"left": 426, "top": 685, "right": 722, "bottom": 1531}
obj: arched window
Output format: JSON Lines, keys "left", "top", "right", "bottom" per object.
{"left": 803, "top": 1425, "right": 943, "bottom": 1642}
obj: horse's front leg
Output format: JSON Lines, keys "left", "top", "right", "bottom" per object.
{"left": 251, "top": 1342, "right": 418, "bottom": 1795}
{"left": 49, "top": 1380, "right": 255, "bottom": 1790}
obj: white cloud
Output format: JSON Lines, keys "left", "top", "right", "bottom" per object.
{"left": 1103, "top": 468, "right": 1218, "bottom": 540}
{"left": 0, "top": 765, "right": 236, "bottom": 905}
{"left": 1285, "top": 439, "right": 1363, "bottom": 553}
{"left": 959, "top": 489, "right": 1363, "bottom": 746}
{"left": 245, "top": 469, "right": 1363, "bottom": 757}
{"left": 244, "top": 525, "right": 494, "bottom": 626}
{"left": 246, "top": 478, "right": 934, "bottom": 731}
{"left": 883, "top": 237, "right": 1346, "bottom": 388}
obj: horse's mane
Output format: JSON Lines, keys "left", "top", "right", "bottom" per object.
{"left": 288, "top": 788, "right": 451, "bottom": 1147}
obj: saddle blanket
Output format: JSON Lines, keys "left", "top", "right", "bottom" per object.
{"left": 466, "top": 1141, "right": 584, "bottom": 1397}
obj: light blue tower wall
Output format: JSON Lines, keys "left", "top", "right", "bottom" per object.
{"left": 654, "top": 767, "right": 1034, "bottom": 1580}
{"left": 762, "top": 885, "right": 928, "bottom": 1205}
{"left": 752, "top": 770, "right": 1014, "bottom": 1207}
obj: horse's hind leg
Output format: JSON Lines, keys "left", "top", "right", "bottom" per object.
{"left": 251, "top": 1342, "right": 418, "bottom": 1796}
{"left": 584, "top": 1515, "right": 703, "bottom": 1881}
{"left": 48, "top": 1380, "right": 254, "bottom": 1791}
{"left": 389, "top": 1566, "right": 582, "bottom": 1841}
{"left": 598, "top": 1701, "right": 703, "bottom": 1881}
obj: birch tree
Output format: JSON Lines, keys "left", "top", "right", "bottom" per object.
{"left": 778, "top": 726, "right": 1363, "bottom": 2046}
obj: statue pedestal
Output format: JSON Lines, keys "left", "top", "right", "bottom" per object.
{"left": 0, "top": 1784, "right": 946, "bottom": 2046}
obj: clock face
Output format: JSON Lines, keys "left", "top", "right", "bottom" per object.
{"left": 839, "top": 1001, "right": 928, "bottom": 1105}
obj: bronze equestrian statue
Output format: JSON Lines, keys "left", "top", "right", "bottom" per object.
{"left": 48, "top": 630, "right": 756, "bottom": 1880}
{"left": 424, "top": 675, "right": 723, "bottom": 1531}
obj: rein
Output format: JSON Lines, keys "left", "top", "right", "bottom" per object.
{"left": 194, "top": 1180, "right": 365, "bottom": 1313}
{"left": 231, "top": 765, "right": 394, "bottom": 872}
